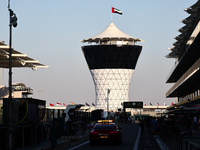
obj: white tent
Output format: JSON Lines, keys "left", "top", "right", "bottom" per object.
{"left": 80, "top": 22, "right": 144, "bottom": 44}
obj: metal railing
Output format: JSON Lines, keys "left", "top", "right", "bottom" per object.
{"left": 160, "top": 126, "right": 200, "bottom": 150}
{"left": 0, "top": 121, "right": 91, "bottom": 150}
{"left": 160, "top": 127, "right": 183, "bottom": 150}
{"left": 0, "top": 118, "right": 139, "bottom": 149}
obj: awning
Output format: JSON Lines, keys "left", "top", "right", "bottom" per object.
{"left": 167, "top": 97, "right": 200, "bottom": 113}
{"left": 0, "top": 41, "right": 48, "bottom": 70}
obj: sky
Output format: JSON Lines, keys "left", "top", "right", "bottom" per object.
{"left": 0, "top": 0, "right": 197, "bottom": 107}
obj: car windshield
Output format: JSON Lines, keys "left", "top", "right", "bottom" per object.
{"left": 95, "top": 124, "right": 114, "bottom": 130}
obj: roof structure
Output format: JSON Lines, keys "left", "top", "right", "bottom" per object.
{"left": 165, "top": 0, "right": 200, "bottom": 113}
{"left": 166, "top": 0, "right": 200, "bottom": 59}
{"left": 0, "top": 41, "right": 48, "bottom": 70}
{"left": 80, "top": 22, "right": 144, "bottom": 44}
{"left": 167, "top": 96, "right": 200, "bottom": 114}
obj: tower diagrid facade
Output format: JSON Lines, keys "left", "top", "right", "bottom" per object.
{"left": 81, "top": 22, "right": 143, "bottom": 110}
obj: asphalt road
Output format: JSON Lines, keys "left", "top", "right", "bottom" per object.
{"left": 66, "top": 123, "right": 140, "bottom": 150}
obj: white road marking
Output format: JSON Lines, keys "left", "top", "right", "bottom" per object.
{"left": 156, "top": 138, "right": 167, "bottom": 150}
{"left": 133, "top": 127, "right": 141, "bottom": 150}
{"left": 68, "top": 141, "right": 89, "bottom": 150}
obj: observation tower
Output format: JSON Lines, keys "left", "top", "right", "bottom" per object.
{"left": 81, "top": 22, "right": 143, "bottom": 110}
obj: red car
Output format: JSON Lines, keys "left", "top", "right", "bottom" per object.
{"left": 89, "top": 120, "right": 122, "bottom": 145}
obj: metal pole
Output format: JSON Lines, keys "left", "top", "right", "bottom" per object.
{"left": 22, "top": 127, "right": 24, "bottom": 148}
{"left": 7, "top": 7, "right": 17, "bottom": 149}
{"left": 3, "top": 68, "right": 4, "bottom": 86}
{"left": 107, "top": 93, "right": 108, "bottom": 117}
{"left": 107, "top": 89, "right": 110, "bottom": 118}
{"left": 8, "top": 9, "right": 14, "bottom": 150}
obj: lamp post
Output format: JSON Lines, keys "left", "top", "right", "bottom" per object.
{"left": 37, "top": 90, "right": 43, "bottom": 99}
{"left": 107, "top": 89, "right": 110, "bottom": 118}
{"left": 8, "top": 8, "right": 17, "bottom": 150}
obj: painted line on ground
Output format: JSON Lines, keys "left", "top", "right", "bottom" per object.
{"left": 155, "top": 137, "right": 168, "bottom": 150}
{"left": 156, "top": 138, "right": 167, "bottom": 150}
{"left": 68, "top": 141, "right": 89, "bottom": 150}
{"left": 133, "top": 127, "right": 141, "bottom": 150}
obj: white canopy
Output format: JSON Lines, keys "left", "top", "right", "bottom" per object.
{"left": 0, "top": 41, "right": 48, "bottom": 70}
{"left": 81, "top": 22, "right": 144, "bottom": 44}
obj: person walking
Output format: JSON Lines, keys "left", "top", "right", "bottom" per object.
{"left": 186, "top": 116, "right": 192, "bottom": 136}
{"left": 152, "top": 117, "right": 157, "bottom": 137}
{"left": 156, "top": 117, "right": 161, "bottom": 138}
{"left": 140, "top": 118, "right": 145, "bottom": 131}
{"left": 57, "top": 113, "right": 66, "bottom": 139}
{"left": 193, "top": 115, "right": 198, "bottom": 130}
{"left": 47, "top": 118, "right": 58, "bottom": 150}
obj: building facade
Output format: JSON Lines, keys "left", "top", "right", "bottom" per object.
{"left": 166, "top": 0, "right": 200, "bottom": 111}
{"left": 81, "top": 22, "right": 143, "bottom": 110}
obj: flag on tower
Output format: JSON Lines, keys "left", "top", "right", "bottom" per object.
{"left": 56, "top": 102, "right": 62, "bottom": 106}
{"left": 92, "top": 103, "right": 95, "bottom": 106}
{"left": 157, "top": 102, "right": 161, "bottom": 106}
{"left": 49, "top": 103, "right": 54, "bottom": 106}
{"left": 112, "top": 7, "right": 122, "bottom": 15}
{"left": 85, "top": 102, "right": 90, "bottom": 106}
{"left": 150, "top": 103, "right": 153, "bottom": 106}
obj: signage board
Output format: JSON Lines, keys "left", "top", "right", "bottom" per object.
{"left": 123, "top": 101, "right": 143, "bottom": 108}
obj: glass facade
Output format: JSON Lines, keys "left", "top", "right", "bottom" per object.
{"left": 82, "top": 45, "right": 142, "bottom": 110}
{"left": 82, "top": 45, "right": 142, "bottom": 70}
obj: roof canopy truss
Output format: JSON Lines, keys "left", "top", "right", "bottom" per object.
{"left": 0, "top": 41, "right": 48, "bottom": 70}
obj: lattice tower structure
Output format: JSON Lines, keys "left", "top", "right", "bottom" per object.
{"left": 81, "top": 22, "right": 143, "bottom": 110}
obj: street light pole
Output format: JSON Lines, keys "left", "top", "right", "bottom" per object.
{"left": 107, "top": 89, "right": 110, "bottom": 118}
{"left": 8, "top": 9, "right": 13, "bottom": 150}
{"left": 8, "top": 8, "right": 17, "bottom": 150}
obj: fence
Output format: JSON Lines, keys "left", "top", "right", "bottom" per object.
{"left": 160, "top": 127, "right": 183, "bottom": 150}
{"left": 0, "top": 121, "right": 91, "bottom": 150}
{"left": 160, "top": 126, "right": 200, "bottom": 150}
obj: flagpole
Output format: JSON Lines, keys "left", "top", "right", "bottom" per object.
{"left": 111, "top": 6, "right": 113, "bottom": 22}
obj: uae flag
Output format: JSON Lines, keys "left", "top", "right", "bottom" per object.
{"left": 92, "top": 103, "right": 95, "bottom": 106}
{"left": 63, "top": 103, "right": 67, "bottom": 107}
{"left": 49, "top": 103, "right": 54, "bottom": 106}
{"left": 112, "top": 7, "right": 122, "bottom": 15}
{"left": 85, "top": 102, "right": 90, "bottom": 106}
{"left": 144, "top": 103, "right": 146, "bottom": 106}
{"left": 56, "top": 102, "right": 62, "bottom": 106}
{"left": 157, "top": 102, "right": 161, "bottom": 106}
{"left": 150, "top": 103, "right": 153, "bottom": 106}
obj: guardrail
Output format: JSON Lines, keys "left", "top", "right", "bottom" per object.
{"left": 0, "top": 121, "right": 90, "bottom": 150}
{"left": 160, "top": 127, "right": 200, "bottom": 150}
{"left": 0, "top": 118, "right": 125, "bottom": 149}
{"left": 160, "top": 127, "right": 183, "bottom": 150}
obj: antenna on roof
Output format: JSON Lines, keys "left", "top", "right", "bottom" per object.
{"left": 8, "top": 0, "right": 10, "bottom": 9}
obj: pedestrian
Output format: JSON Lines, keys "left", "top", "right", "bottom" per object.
{"left": 193, "top": 115, "right": 198, "bottom": 130}
{"left": 152, "top": 117, "right": 157, "bottom": 137}
{"left": 81, "top": 115, "right": 87, "bottom": 134}
{"left": 197, "top": 119, "right": 200, "bottom": 131}
{"left": 146, "top": 117, "right": 151, "bottom": 131}
{"left": 140, "top": 118, "right": 145, "bottom": 131}
{"left": 156, "top": 117, "right": 161, "bottom": 138}
{"left": 186, "top": 116, "right": 192, "bottom": 136}
{"left": 47, "top": 118, "right": 58, "bottom": 150}
{"left": 57, "top": 113, "right": 66, "bottom": 139}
